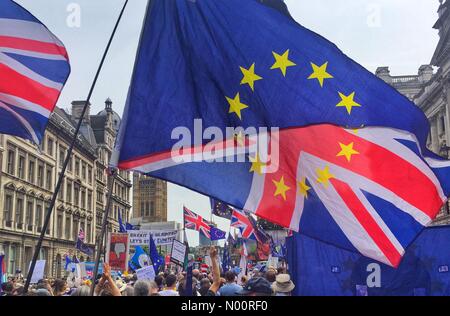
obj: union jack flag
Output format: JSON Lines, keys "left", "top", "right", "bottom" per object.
{"left": 0, "top": 0, "right": 70, "bottom": 144}
{"left": 231, "top": 209, "right": 267, "bottom": 243}
{"left": 183, "top": 206, "right": 211, "bottom": 238}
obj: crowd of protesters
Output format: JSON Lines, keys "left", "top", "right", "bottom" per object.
{"left": 1, "top": 246, "right": 294, "bottom": 297}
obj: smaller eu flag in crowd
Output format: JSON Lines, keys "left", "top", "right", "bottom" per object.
{"left": 211, "top": 198, "right": 233, "bottom": 220}
{"left": 210, "top": 226, "right": 227, "bottom": 241}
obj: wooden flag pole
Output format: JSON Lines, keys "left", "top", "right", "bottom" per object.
{"left": 23, "top": 0, "right": 130, "bottom": 293}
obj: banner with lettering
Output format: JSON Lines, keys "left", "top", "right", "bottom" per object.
{"left": 128, "top": 230, "right": 178, "bottom": 247}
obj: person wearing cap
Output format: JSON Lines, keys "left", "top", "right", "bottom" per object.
{"left": 271, "top": 274, "right": 295, "bottom": 296}
{"left": 236, "top": 277, "right": 273, "bottom": 296}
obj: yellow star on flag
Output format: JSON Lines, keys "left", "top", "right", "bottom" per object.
{"left": 271, "top": 49, "right": 296, "bottom": 77}
{"left": 240, "top": 63, "right": 263, "bottom": 91}
{"left": 249, "top": 154, "right": 266, "bottom": 175}
{"left": 316, "top": 166, "right": 335, "bottom": 188}
{"left": 308, "top": 62, "right": 333, "bottom": 87}
{"left": 336, "top": 92, "right": 361, "bottom": 115}
{"left": 337, "top": 142, "right": 360, "bottom": 162}
{"left": 226, "top": 93, "right": 248, "bottom": 120}
{"left": 273, "top": 176, "right": 291, "bottom": 200}
{"left": 298, "top": 178, "right": 311, "bottom": 198}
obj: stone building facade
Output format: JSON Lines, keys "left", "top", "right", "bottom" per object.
{"left": 0, "top": 99, "right": 131, "bottom": 278}
{"left": 376, "top": 0, "right": 450, "bottom": 224}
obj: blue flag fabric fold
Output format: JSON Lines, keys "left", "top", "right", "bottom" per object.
{"left": 286, "top": 226, "right": 450, "bottom": 296}
{"left": 76, "top": 239, "right": 94, "bottom": 257}
{"left": 210, "top": 226, "right": 227, "bottom": 241}
{"left": 149, "top": 234, "right": 164, "bottom": 272}
{"left": 118, "top": 210, "right": 127, "bottom": 233}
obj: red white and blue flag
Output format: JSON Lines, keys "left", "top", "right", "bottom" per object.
{"left": 231, "top": 209, "right": 268, "bottom": 244}
{"left": 183, "top": 206, "right": 211, "bottom": 238}
{"left": 112, "top": 0, "right": 450, "bottom": 267}
{"left": 0, "top": 0, "right": 70, "bottom": 144}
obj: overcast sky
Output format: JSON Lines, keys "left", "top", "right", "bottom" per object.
{"left": 16, "top": 0, "right": 441, "bottom": 245}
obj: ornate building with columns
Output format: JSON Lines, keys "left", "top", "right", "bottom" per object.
{"left": 376, "top": 0, "right": 450, "bottom": 225}
{"left": 0, "top": 99, "right": 131, "bottom": 279}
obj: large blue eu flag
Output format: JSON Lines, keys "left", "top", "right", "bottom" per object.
{"left": 113, "top": 0, "right": 450, "bottom": 267}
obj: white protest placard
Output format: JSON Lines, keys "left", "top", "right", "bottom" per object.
{"left": 170, "top": 239, "right": 187, "bottom": 266}
{"left": 29, "top": 260, "right": 46, "bottom": 284}
{"left": 267, "top": 255, "right": 279, "bottom": 269}
{"left": 136, "top": 265, "right": 156, "bottom": 282}
{"left": 128, "top": 230, "right": 178, "bottom": 246}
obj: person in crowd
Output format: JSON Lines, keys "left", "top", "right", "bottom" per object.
{"left": 202, "top": 246, "right": 221, "bottom": 296}
{"left": 154, "top": 274, "right": 164, "bottom": 291}
{"left": 237, "top": 277, "right": 273, "bottom": 296}
{"left": 240, "top": 275, "right": 248, "bottom": 286}
{"left": 264, "top": 268, "right": 277, "bottom": 283}
{"left": 70, "top": 285, "right": 91, "bottom": 296}
{"left": 94, "top": 263, "right": 121, "bottom": 296}
{"left": 218, "top": 270, "right": 243, "bottom": 296}
{"left": 53, "top": 279, "right": 68, "bottom": 296}
{"left": 36, "top": 279, "right": 54, "bottom": 296}
{"left": 133, "top": 280, "right": 152, "bottom": 296}
{"left": 1, "top": 281, "right": 14, "bottom": 296}
{"left": 159, "top": 274, "right": 179, "bottom": 296}
{"left": 271, "top": 274, "right": 295, "bottom": 296}
{"left": 199, "top": 278, "right": 212, "bottom": 296}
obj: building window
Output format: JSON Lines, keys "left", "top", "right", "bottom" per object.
{"left": 7, "top": 149, "right": 15, "bottom": 175}
{"left": 67, "top": 181, "right": 72, "bottom": 203}
{"left": 35, "top": 204, "right": 42, "bottom": 230}
{"left": 75, "top": 158, "right": 80, "bottom": 177}
{"left": 58, "top": 179, "right": 65, "bottom": 200}
{"left": 37, "top": 163, "right": 44, "bottom": 187}
{"left": 81, "top": 189, "right": 86, "bottom": 209}
{"left": 26, "top": 201, "right": 33, "bottom": 230}
{"left": 65, "top": 215, "right": 71, "bottom": 240}
{"left": 47, "top": 138, "right": 54, "bottom": 156}
{"left": 15, "top": 197, "right": 24, "bottom": 225}
{"left": 68, "top": 156, "right": 73, "bottom": 173}
{"left": 59, "top": 147, "right": 65, "bottom": 168}
{"left": 82, "top": 163, "right": 86, "bottom": 181}
{"left": 441, "top": 116, "right": 446, "bottom": 134}
{"left": 88, "top": 166, "right": 92, "bottom": 184}
{"left": 87, "top": 191, "right": 92, "bottom": 210}
{"left": 4, "top": 193, "right": 13, "bottom": 225}
{"left": 57, "top": 213, "right": 63, "bottom": 239}
{"left": 74, "top": 184, "right": 80, "bottom": 206}
{"left": 28, "top": 160, "right": 35, "bottom": 184}
{"left": 46, "top": 165, "right": 53, "bottom": 190}
{"left": 97, "top": 189, "right": 103, "bottom": 203}
{"left": 18, "top": 155, "right": 25, "bottom": 179}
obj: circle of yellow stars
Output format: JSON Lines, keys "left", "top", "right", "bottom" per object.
{"left": 224, "top": 48, "right": 364, "bottom": 202}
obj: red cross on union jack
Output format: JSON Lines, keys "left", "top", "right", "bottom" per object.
{"left": 183, "top": 206, "right": 211, "bottom": 238}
